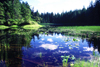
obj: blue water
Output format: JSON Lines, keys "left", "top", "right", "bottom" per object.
{"left": 21, "top": 33, "right": 100, "bottom": 66}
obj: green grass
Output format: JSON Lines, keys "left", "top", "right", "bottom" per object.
{"left": 22, "top": 23, "right": 43, "bottom": 30}
{"left": 10, "top": 25, "right": 19, "bottom": 28}
{"left": 57, "top": 26, "right": 100, "bottom": 33}
{"left": 39, "top": 23, "right": 54, "bottom": 26}
{"left": 60, "top": 54, "right": 100, "bottom": 67}
{"left": 73, "top": 60, "right": 100, "bottom": 67}
{"left": 0, "top": 25, "right": 9, "bottom": 29}
{"left": 0, "top": 21, "right": 43, "bottom": 30}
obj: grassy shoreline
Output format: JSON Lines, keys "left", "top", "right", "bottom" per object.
{"left": 57, "top": 26, "right": 100, "bottom": 32}
{"left": 0, "top": 24, "right": 100, "bottom": 37}
{"left": 0, "top": 25, "right": 9, "bottom": 29}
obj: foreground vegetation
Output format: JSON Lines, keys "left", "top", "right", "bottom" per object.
{"left": 60, "top": 50, "right": 100, "bottom": 67}
{"left": 73, "top": 60, "right": 100, "bottom": 67}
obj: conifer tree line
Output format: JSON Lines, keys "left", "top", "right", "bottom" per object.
{"left": 0, "top": 0, "right": 100, "bottom": 26}
{"left": 0, "top": 0, "right": 39, "bottom": 26}
{"left": 40, "top": 0, "right": 100, "bottom": 26}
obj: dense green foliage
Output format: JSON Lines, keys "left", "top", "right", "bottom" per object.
{"left": 0, "top": 0, "right": 40, "bottom": 26}
{"left": 40, "top": 0, "right": 100, "bottom": 26}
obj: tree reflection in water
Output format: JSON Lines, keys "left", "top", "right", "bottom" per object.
{"left": 0, "top": 29, "right": 34, "bottom": 67}
{"left": 87, "top": 37, "right": 100, "bottom": 53}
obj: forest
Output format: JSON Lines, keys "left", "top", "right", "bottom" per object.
{"left": 40, "top": 0, "right": 100, "bottom": 26}
{"left": 0, "top": 0, "right": 100, "bottom": 26}
{"left": 0, "top": 0, "right": 40, "bottom": 26}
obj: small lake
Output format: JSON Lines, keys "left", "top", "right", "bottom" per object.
{"left": 0, "top": 29, "right": 100, "bottom": 67}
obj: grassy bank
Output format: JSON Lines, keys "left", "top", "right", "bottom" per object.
{"left": 57, "top": 26, "right": 100, "bottom": 33}
{"left": 39, "top": 26, "right": 100, "bottom": 33}
{"left": 38, "top": 26, "right": 100, "bottom": 38}
{"left": 0, "top": 21, "right": 43, "bottom": 30}
{"left": 22, "top": 22, "right": 43, "bottom": 30}
{"left": 39, "top": 23, "right": 54, "bottom": 26}
{"left": 0, "top": 25, "right": 9, "bottom": 29}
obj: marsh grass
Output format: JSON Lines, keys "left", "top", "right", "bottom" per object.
{"left": 73, "top": 59, "right": 100, "bottom": 67}
{"left": 60, "top": 54, "right": 100, "bottom": 67}
{"left": 71, "top": 52, "right": 100, "bottom": 67}
{"left": 40, "top": 26, "right": 100, "bottom": 38}
{"left": 57, "top": 26, "right": 100, "bottom": 32}
{"left": 62, "top": 56, "right": 69, "bottom": 67}
{"left": 61, "top": 55, "right": 76, "bottom": 67}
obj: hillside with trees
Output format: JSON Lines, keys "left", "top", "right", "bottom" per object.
{"left": 0, "top": 0, "right": 100, "bottom": 26}
{"left": 0, "top": 0, "right": 41, "bottom": 26}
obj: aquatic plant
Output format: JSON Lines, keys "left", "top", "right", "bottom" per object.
{"left": 3, "top": 43, "right": 10, "bottom": 49}
{"left": 70, "top": 63, "right": 74, "bottom": 67}
{"left": 61, "top": 55, "right": 70, "bottom": 66}
{"left": 61, "top": 55, "right": 76, "bottom": 67}
{"left": 61, "top": 55, "right": 77, "bottom": 67}
{"left": 75, "top": 44, "right": 79, "bottom": 47}
{"left": 65, "top": 39, "right": 69, "bottom": 42}
{"left": 39, "top": 52, "right": 42, "bottom": 58}
{"left": 73, "top": 38, "right": 78, "bottom": 41}
{"left": 68, "top": 45, "right": 72, "bottom": 47}
{"left": 71, "top": 55, "right": 75, "bottom": 60}
{"left": 73, "top": 60, "right": 100, "bottom": 67}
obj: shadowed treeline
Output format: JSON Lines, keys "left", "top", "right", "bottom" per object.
{"left": 40, "top": 0, "right": 100, "bottom": 26}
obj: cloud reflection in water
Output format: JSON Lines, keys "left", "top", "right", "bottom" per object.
{"left": 39, "top": 44, "right": 58, "bottom": 50}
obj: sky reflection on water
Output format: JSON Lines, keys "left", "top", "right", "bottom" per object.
{"left": 21, "top": 33, "right": 100, "bottom": 66}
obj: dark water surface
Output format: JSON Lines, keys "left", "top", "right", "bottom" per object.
{"left": 0, "top": 29, "right": 100, "bottom": 67}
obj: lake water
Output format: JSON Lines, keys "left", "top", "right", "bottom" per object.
{"left": 0, "top": 29, "right": 100, "bottom": 67}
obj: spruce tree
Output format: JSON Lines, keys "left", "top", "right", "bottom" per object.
{"left": 0, "top": 2, "right": 5, "bottom": 25}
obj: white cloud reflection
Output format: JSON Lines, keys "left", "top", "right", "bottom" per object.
{"left": 83, "top": 47, "right": 98, "bottom": 51}
{"left": 47, "top": 38, "right": 53, "bottom": 42}
{"left": 39, "top": 44, "right": 58, "bottom": 50}
{"left": 41, "top": 38, "right": 44, "bottom": 41}
{"left": 58, "top": 50, "right": 69, "bottom": 53}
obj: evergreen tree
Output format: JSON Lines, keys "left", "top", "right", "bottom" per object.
{"left": 0, "top": 2, "right": 5, "bottom": 25}
{"left": 21, "top": 2, "right": 31, "bottom": 24}
{"left": 3, "top": 0, "right": 12, "bottom": 25}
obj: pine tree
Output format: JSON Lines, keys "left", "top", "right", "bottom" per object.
{"left": 21, "top": 2, "right": 31, "bottom": 24}
{"left": 3, "top": 0, "right": 12, "bottom": 25}
{"left": 0, "top": 2, "right": 5, "bottom": 25}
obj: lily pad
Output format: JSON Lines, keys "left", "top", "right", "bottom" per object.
{"left": 68, "top": 45, "right": 72, "bottom": 47}
{"left": 73, "top": 38, "right": 78, "bottom": 41}
{"left": 65, "top": 56, "right": 70, "bottom": 58}
{"left": 62, "top": 59, "right": 67, "bottom": 62}
{"left": 71, "top": 55, "right": 75, "bottom": 60}
{"left": 61, "top": 56, "right": 64, "bottom": 58}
